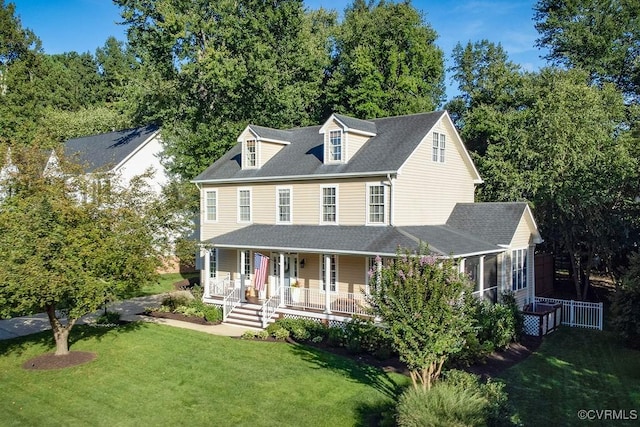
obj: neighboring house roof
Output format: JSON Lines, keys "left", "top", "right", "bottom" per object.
{"left": 63, "top": 124, "right": 160, "bottom": 173}
{"left": 446, "top": 202, "right": 542, "bottom": 246}
{"left": 208, "top": 221, "right": 505, "bottom": 258}
{"left": 194, "top": 111, "right": 449, "bottom": 183}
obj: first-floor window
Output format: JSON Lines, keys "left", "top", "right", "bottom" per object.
{"left": 209, "top": 249, "right": 217, "bottom": 278}
{"left": 321, "top": 254, "right": 337, "bottom": 292}
{"left": 511, "top": 249, "right": 527, "bottom": 290}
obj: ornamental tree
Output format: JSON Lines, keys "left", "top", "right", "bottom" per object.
{"left": 0, "top": 147, "right": 173, "bottom": 355}
{"left": 366, "top": 247, "right": 474, "bottom": 391}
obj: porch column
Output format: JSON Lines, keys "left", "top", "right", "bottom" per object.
{"left": 240, "top": 250, "right": 246, "bottom": 302}
{"left": 203, "top": 248, "right": 211, "bottom": 298}
{"left": 478, "top": 255, "right": 485, "bottom": 299}
{"left": 459, "top": 258, "right": 466, "bottom": 274}
{"left": 324, "top": 254, "right": 332, "bottom": 314}
{"left": 279, "top": 253, "right": 285, "bottom": 306}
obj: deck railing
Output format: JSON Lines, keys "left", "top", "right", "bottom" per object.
{"left": 534, "top": 297, "right": 603, "bottom": 330}
{"left": 284, "top": 286, "right": 369, "bottom": 316}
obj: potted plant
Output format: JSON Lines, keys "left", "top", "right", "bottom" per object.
{"left": 290, "top": 279, "right": 301, "bottom": 303}
{"left": 245, "top": 286, "right": 259, "bottom": 304}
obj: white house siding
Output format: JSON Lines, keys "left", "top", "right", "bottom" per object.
{"left": 259, "top": 141, "right": 285, "bottom": 167}
{"left": 393, "top": 120, "right": 476, "bottom": 225}
{"left": 509, "top": 213, "right": 538, "bottom": 307}
{"left": 346, "top": 133, "right": 370, "bottom": 160}
{"left": 116, "top": 134, "right": 167, "bottom": 194}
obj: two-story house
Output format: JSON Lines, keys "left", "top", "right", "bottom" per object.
{"left": 193, "top": 111, "right": 542, "bottom": 328}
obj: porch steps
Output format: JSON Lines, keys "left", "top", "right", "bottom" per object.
{"left": 224, "top": 303, "right": 274, "bottom": 329}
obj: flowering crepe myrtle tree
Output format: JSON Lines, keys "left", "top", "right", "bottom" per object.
{"left": 0, "top": 147, "right": 175, "bottom": 356}
{"left": 366, "top": 247, "right": 474, "bottom": 391}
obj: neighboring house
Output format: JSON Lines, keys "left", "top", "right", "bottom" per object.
{"left": 59, "top": 124, "right": 168, "bottom": 194}
{"left": 0, "top": 147, "right": 19, "bottom": 200}
{"left": 193, "top": 111, "right": 542, "bottom": 328}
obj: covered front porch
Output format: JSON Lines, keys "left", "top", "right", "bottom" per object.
{"left": 201, "top": 249, "right": 371, "bottom": 327}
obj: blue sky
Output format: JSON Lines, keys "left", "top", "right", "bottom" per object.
{"left": 12, "top": 0, "right": 547, "bottom": 100}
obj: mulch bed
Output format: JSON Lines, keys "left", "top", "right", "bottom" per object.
{"left": 293, "top": 334, "right": 542, "bottom": 379}
{"left": 22, "top": 351, "right": 96, "bottom": 370}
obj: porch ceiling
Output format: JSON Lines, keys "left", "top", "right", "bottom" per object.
{"left": 206, "top": 224, "right": 503, "bottom": 258}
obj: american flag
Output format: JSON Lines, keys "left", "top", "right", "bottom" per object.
{"left": 253, "top": 252, "right": 269, "bottom": 291}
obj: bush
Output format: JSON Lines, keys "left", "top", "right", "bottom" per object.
{"left": 396, "top": 370, "right": 515, "bottom": 427}
{"left": 161, "top": 293, "right": 192, "bottom": 311}
{"left": 344, "top": 316, "right": 388, "bottom": 355}
{"left": 241, "top": 330, "right": 257, "bottom": 340}
{"left": 268, "top": 317, "right": 327, "bottom": 342}
{"left": 396, "top": 384, "right": 487, "bottom": 427}
{"left": 272, "top": 327, "right": 290, "bottom": 340}
{"left": 257, "top": 330, "right": 270, "bottom": 340}
{"left": 326, "top": 326, "right": 346, "bottom": 347}
{"left": 95, "top": 310, "right": 120, "bottom": 325}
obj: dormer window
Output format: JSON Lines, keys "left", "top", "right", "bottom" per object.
{"left": 245, "top": 139, "right": 257, "bottom": 167}
{"left": 329, "top": 130, "right": 342, "bottom": 162}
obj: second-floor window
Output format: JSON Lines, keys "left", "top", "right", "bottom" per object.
{"left": 433, "top": 132, "right": 445, "bottom": 163}
{"left": 322, "top": 186, "right": 337, "bottom": 223}
{"left": 205, "top": 190, "right": 217, "bottom": 222}
{"left": 277, "top": 187, "right": 291, "bottom": 223}
{"left": 329, "top": 130, "right": 342, "bottom": 162}
{"left": 238, "top": 189, "right": 251, "bottom": 222}
{"left": 368, "top": 184, "right": 385, "bottom": 224}
{"left": 245, "top": 139, "right": 257, "bottom": 167}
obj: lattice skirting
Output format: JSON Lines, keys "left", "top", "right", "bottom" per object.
{"left": 281, "top": 313, "right": 349, "bottom": 329}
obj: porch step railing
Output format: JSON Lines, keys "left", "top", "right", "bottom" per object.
{"left": 260, "top": 285, "right": 281, "bottom": 328}
{"left": 222, "top": 287, "right": 241, "bottom": 321}
{"left": 284, "top": 286, "right": 368, "bottom": 316}
{"left": 534, "top": 297, "right": 603, "bottom": 330}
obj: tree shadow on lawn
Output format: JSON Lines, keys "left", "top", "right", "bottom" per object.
{"left": 289, "top": 343, "right": 405, "bottom": 399}
{"left": 0, "top": 321, "right": 145, "bottom": 360}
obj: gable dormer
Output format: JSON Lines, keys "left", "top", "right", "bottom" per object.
{"left": 238, "top": 125, "right": 291, "bottom": 170}
{"left": 319, "top": 114, "right": 376, "bottom": 164}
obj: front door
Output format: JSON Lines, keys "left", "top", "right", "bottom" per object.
{"left": 272, "top": 253, "right": 298, "bottom": 287}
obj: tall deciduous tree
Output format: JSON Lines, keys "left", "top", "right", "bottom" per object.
{"left": 534, "top": 0, "right": 640, "bottom": 103}
{"left": 474, "top": 69, "right": 638, "bottom": 300}
{"left": 367, "top": 248, "right": 473, "bottom": 391}
{"left": 0, "top": 148, "right": 173, "bottom": 355}
{"left": 327, "top": 0, "right": 445, "bottom": 119}
{"left": 116, "top": 0, "right": 334, "bottom": 179}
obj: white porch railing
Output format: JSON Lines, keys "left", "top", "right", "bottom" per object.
{"left": 535, "top": 297, "right": 603, "bottom": 330}
{"left": 284, "top": 286, "right": 369, "bottom": 316}
{"left": 209, "top": 273, "right": 241, "bottom": 297}
{"left": 261, "top": 284, "right": 281, "bottom": 328}
{"left": 222, "top": 287, "right": 241, "bottom": 321}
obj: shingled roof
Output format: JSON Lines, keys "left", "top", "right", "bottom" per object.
{"left": 193, "top": 111, "right": 445, "bottom": 183}
{"left": 63, "top": 124, "right": 160, "bottom": 173}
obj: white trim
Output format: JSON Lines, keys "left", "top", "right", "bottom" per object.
{"left": 204, "top": 189, "right": 218, "bottom": 223}
{"left": 320, "top": 114, "right": 376, "bottom": 137}
{"left": 237, "top": 187, "right": 252, "bottom": 223}
{"left": 366, "top": 182, "right": 386, "bottom": 225}
{"left": 192, "top": 170, "right": 396, "bottom": 184}
{"left": 319, "top": 184, "right": 338, "bottom": 224}
{"left": 242, "top": 138, "right": 258, "bottom": 169}
{"left": 275, "top": 186, "right": 293, "bottom": 224}
{"left": 325, "top": 129, "right": 344, "bottom": 164}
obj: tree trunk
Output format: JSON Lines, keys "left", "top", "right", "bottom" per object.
{"left": 568, "top": 251, "right": 582, "bottom": 300}
{"left": 45, "top": 304, "right": 76, "bottom": 356}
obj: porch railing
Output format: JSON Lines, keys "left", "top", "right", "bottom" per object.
{"left": 209, "top": 273, "right": 242, "bottom": 297}
{"left": 284, "top": 286, "right": 369, "bottom": 316}
{"left": 261, "top": 284, "right": 281, "bottom": 328}
{"left": 534, "top": 297, "right": 603, "bottom": 330}
{"left": 222, "top": 287, "right": 241, "bottom": 321}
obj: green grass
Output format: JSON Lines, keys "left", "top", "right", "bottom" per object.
{"left": 500, "top": 327, "right": 640, "bottom": 426}
{"left": 0, "top": 323, "right": 408, "bottom": 426}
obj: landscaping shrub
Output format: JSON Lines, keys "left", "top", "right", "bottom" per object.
{"left": 95, "top": 310, "right": 121, "bottom": 325}
{"left": 268, "top": 317, "right": 327, "bottom": 342}
{"left": 344, "top": 316, "right": 389, "bottom": 355}
{"left": 396, "top": 383, "right": 487, "bottom": 427}
{"left": 161, "top": 293, "right": 192, "bottom": 311}
{"left": 241, "top": 330, "right": 257, "bottom": 340}
{"left": 326, "top": 326, "right": 346, "bottom": 347}
{"left": 257, "top": 330, "right": 270, "bottom": 340}
{"left": 272, "top": 327, "right": 290, "bottom": 340}
{"left": 396, "top": 370, "right": 514, "bottom": 427}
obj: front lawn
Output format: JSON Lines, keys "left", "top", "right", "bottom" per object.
{"left": 0, "top": 323, "right": 408, "bottom": 426}
{"left": 499, "top": 327, "right": 640, "bottom": 426}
